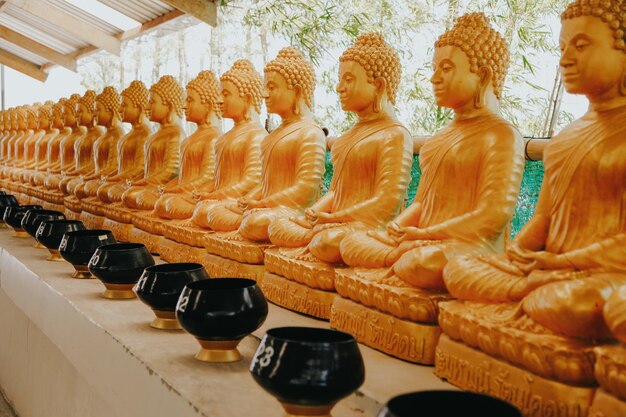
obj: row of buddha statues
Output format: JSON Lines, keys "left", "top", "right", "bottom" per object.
{"left": 0, "top": 1, "right": 625, "bottom": 415}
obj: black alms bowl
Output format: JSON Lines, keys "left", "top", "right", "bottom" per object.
{"left": 176, "top": 278, "right": 268, "bottom": 362}
{"left": 59, "top": 229, "right": 116, "bottom": 278}
{"left": 136, "top": 263, "right": 209, "bottom": 329}
{"left": 250, "top": 327, "right": 365, "bottom": 415}
{"left": 377, "top": 391, "right": 522, "bottom": 417}
{"left": 0, "top": 194, "right": 19, "bottom": 220}
{"left": 35, "top": 219, "right": 85, "bottom": 260}
{"left": 4, "top": 205, "right": 43, "bottom": 234}
{"left": 88, "top": 243, "right": 155, "bottom": 299}
{"left": 22, "top": 209, "right": 65, "bottom": 238}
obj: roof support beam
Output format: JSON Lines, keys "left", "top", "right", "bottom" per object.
{"left": 9, "top": 0, "right": 121, "bottom": 55}
{"left": 161, "top": 0, "right": 217, "bottom": 26}
{"left": 40, "top": 9, "right": 185, "bottom": 72}
{"left": 0, "top": 48, "right": 47, "bottom": 81}
{"left": 0, "top": 24, "right": 76, "bottom": 71}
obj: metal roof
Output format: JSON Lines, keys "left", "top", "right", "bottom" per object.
{"left": 0, "top": 0, "right": 218, "bottom": 81}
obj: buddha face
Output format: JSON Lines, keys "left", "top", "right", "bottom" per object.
{"left": 560, "top": 16, "right": 626, "bottom": 98}
{"left": 120, "top": 96, "right": 139, "bottom": 124}
{"left": 76, "top": 103, "right": 93, "bottom": 126}
{"left": 37, "top": 110, "right": 49, "bottom": 130}
{"left": 431, "top": 45, "right": 481, "bottom": 110}
{"left": 149, "top": 92, "right": 168, "bottom": 123}
{"left": 337, "top": 60, "right": 377, "bottom": 113}
{"left": 28, "top": 111, "right": 39, "bottom": 129}
{"left": 63, "top": 105, "right": 76, "bottom": 128}
{"left": 184, "top": 88, "right": 208, "bottom": 124}
{"left": 264, "top": 71, "right": 297, "bottom": 117}
{"left": 17, "top": 113, "right": 26, "bottom": 130}
{"left": 95, "top": 102, "right": 112, "bottom": 127}
{"left": 220, "top": 80, "right": 246, "bottom": 120}
{"left": 51, "top": 108, "right": 64, "bottom": 129}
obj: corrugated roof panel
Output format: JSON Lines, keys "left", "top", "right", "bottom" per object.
{"left": 4, "top": 3, "right": 89, "bottom": 50}
{"left": 44, "top": 0, "right": 122, "bottom": 34}
{"left": 0, "top": 14, "right": 76, "bottom": 54}
{"left": 0, "top": 40, "right": 48, "bottom": 66}
{"left": 97, "top": 0, "right": 177, "bottom": 24}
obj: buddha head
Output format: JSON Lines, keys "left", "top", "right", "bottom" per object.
{"left": 63, "top": 94, "right": 81, "bottom": 129}
{"left": 337, "top": 32, "right": 401, "bottom": 115}
{"left": 432, "top": 13, "right": 509, "bottom": 111}
{"left": 51, "top": 98, "right": 66, "bottom": 129}
{"left": 37, "top": 102, "right": 54, "bottom": 130}
{"left": 560, "top": 0, "right": 626, "bottom": 101}
{"left": 26, "top": 104, "right": 41, "bottom": 130}
{"left": 95, "top": 86, "right": 121, "bottom": 127}
{"left": 120, "top": 80, "right": 149, "bottom": 124}
{"left": 149, "top": 75, "right": 185, "bottom": 124}
{"left": 16, "top": 106, "right": 28, "bottom": 130}
{"left": 264, "top": 47, "right": 316, "bottom": 118}
{"left": 3, "top": 109, "right": 11, "bottom": 131}
{"left": 185, "top": 70, "right": 222, "bottom": 125}
{"left": 220, "top": 59, "right": 264, "bottom": 122}
{"left": 77, "top": 90, "right": 97, "bottom": 127}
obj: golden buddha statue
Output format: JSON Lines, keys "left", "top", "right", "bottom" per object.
{"left": 435, "top": 3, "right": 626, "bottom": 413}
{"left": 102, "top": 76, "right": 183, "bottom": 239}
{"left": 73, "top": 87, "right": 124, "bottom": 200}
{"left": 43, "top": 94, "right": 84, "bottom": 196}
{"left": 202, "top": 48, "right": 326, "bottom": 279}
{"left": 31, "top": 98, "right": 71, "bottom": 188}
{"left": 331, "top": 15, "right": 523, "bottom": 363}
{"left": 262, "top": 33, "right": 416, "bottom": 319}
{"left": 59, "top": 90, "right": 104, "bottom": 197}
{"left": 157, "top": 61, "right": 266, "bottom": 256}
{"left": 24, "top": 102, "right": 60, "bottom": 187}
{"left": 0, "top": 108, "right": 20, "bottom": 182}
{"left": 0, "top": 108, "right": 15, "bottom": 164}
{"left": 129, "top": 70, "right": 222, "bottom": 251}
{"left": 0, "top": 107, "right": 25, "bottom": 184}
{"left": 95, "top": 81, "right": 150, "bottom": 204}
{"left": 9, "top": 104, "right": 39, "bottom": 182}
{"left": 18, "top": 103, "right": 47, "bottom": 183}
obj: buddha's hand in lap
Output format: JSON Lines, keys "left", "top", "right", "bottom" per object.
{"left": 479, "top": 253, "right": 526, "bottom": 276}
{"left": 368, "top": 229, "right": 397, "bottom": 246}
{"left": 304, "top": 208, "right": 334, "bottom": 226}
{"left": 291, "top": 215, "right": 314, "bottom": 229}
{"left": 238, "top": 197, "right": 262, "bottom": 211}
{"left": 386, "top": 222, "right": 430, "bottom": 243}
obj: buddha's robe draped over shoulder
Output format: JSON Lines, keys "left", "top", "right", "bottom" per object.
{"left": 97, "top": 125, "right": 149, "bottom": 203}
{"left": 444, "top": 106, "right": 626, "bottom": 339}
{"left": 203, "top": 118, "right": 326, "bottom": 240}
{"left": 163, "top": 122, "right": 265, "bottom": 220}
{"left": 268, "top": 117, "right": 413, "bottom": 264}
{"left": 121, "top": 126, "right": 181, "bottom": 209}
{"left": 132, "top": 125, "right": 218, "bottom": 212}
{"left": 340, "top": 113, "right": 524, "bottom": 288}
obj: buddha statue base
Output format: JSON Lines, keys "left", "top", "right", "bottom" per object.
{"left": 593, "top": 345, "right": 626, "bottom": 408}
{"left": 330, "top": 297, "right": 441, "bottom": 363}
{"left": 81, "top": 197, "right": 106, "bottom": 216}
{"left": 205, "top": 232, "right": 271, "bottom": 265}
{"left": 37, "top": 188, "right": 66, "bottom": 205}
{"left": 102, "top": 218, "right": 133, "bottom": 242}
{"left": 40, "top": 201, "right": 65, "bottom": 213}
{"left": 435, "top": 335, "right": 595, "bottom": 417}
{"left": 131, "top": 212, "right": 166, "bottom": 236}
{"left": 79, "top": 211, "right": 106, "bottom": 230}
{"left": 161, "top": 222, "right": 206, "bottom": 248}
{"left": 159, "top": 238, "right": 207, "bottom": 264}
{"left": 128, "top": 227, "right": 163, "bottom": 255}
{"left": 261, "top": 272, "right": 336, "bottom": 320}
{"left": 64, "top": 196, "right": 82, "bottom": 216}
{"left": 201, "top": 252, "right": 265, "bottom": 282}
{"left": 264, "top": 248, "right": 336, "bottom": 291}
{"left": 588, "top": 389, "right": 626, "bottom": 417}
{"left": 101, "top": 203, "right": 134, "bottom": 224}
{"left": 438, "top": 301, "right": 597, "bottom": 385}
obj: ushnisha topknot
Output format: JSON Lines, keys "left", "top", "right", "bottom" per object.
{"left": 64, "top": 93, "right": 81, "bottom": 118}
{"left": 435, "top": 13, "right": 510, "bottom": 99}
{"left": 96, "top": 86, "right": 121, "bottom": 119}
{"left": 187, "top": 70, "right": 222, "bottom": 118}
{"left": 562, "top": 0, "right": 626, "bottom": 53}
{"left": 340, "top": 32, "right": 402, "bottom": 105}
{"left": 220, "top": 59, "right": 264, "bottom": 114}
{"left": 150, "top": 75, "right": 185, "bottom": 118}
{"left": 78, "top": 90, "right": 97, "bottom": 112}
{"left": 264, "top": 47, "right": 316, "bottom": 109}
{"left": 121, "top": 80, "right": 149, "bottom": 111}
{"left": 52, "top": 98, "right": 67, "bottom": 117}
{"left": 37, "top": 101, "right": 55, "bottom": 120}
{"left": 25, "top": 102, "right": 42, "bottom": 121}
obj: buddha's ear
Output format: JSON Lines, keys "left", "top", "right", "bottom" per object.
{"left": 478, "top": 65, "right": 493, "bottom": 88}
{"left": 244, "top": 92, "right": 253, "bottom": 106}
{"left": 374, "top": 77, "right": 387, "bottom": 97}
{"left": 620, "top": 57, "right": 626, "bottom": 97}
{"left": 293, "top": 84, "right": 303, "bottom": 115}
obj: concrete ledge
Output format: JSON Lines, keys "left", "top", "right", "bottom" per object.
{"left": 0, "top": 231, "right": 453, "bottom": 417}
